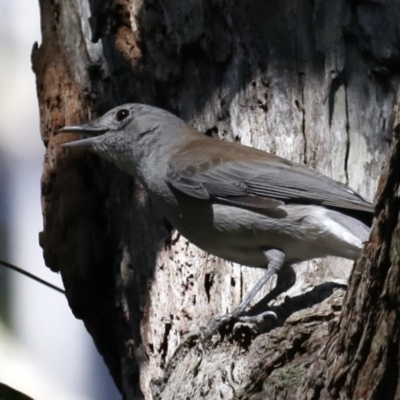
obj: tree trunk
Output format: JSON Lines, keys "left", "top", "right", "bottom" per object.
{"left": 33, "top": 0, "right": 400, "bottom": 398}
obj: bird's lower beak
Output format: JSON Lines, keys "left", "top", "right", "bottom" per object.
{"left": 60, "top": 136, "right": 100, "bottom": 148}
{"left": 58, "top": 123, "right": 109, "bottom": 149}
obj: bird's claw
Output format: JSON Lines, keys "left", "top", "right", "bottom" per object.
{"left": 203, "top": 309, "right": 278, "bottom": 341}
{"left": 233, "top": 310, "right": 278, "bottom": 336}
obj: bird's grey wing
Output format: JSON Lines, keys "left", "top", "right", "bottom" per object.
{"left": 167, "top": 157, "right": 285, "bottom": 210}
{"left": 166, "top": 141, "right": 372, "bottom": 213}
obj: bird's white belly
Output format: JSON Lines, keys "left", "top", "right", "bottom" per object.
{"left": 154, "top": 197, "right": 367, "bottom": 268}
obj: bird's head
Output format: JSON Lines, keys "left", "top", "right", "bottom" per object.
{"left": 59, "top": 103, "right": 193, "bottom": 175}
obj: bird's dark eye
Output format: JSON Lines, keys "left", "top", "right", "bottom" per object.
{"left": 116, "top": 109, "right": 129, "bottom": 122}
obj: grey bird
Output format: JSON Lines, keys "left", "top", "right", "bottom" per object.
{"left": 59, "top": 103, "right": 373, "bottom": 332}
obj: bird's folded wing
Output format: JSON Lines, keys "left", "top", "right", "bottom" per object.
{"left": 166, "top": 139, "right": 373, "bottom": 213}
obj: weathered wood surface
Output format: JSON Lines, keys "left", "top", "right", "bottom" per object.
{"left": 33, "top": 0, "right": 400, "bottom": 398}
{"left": 153, "top": 286, "right": 346, "bottom": 399}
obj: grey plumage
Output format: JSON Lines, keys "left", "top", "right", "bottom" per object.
{"left": 59, "top": 103, "right": 373, "bottom": 331}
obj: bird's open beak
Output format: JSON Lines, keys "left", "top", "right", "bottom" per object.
{"left": 58, "top": 123, "right": 109, "bottom": 149}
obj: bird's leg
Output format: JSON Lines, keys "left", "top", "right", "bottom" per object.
{"left": 206, "top": 249, "right": 285, "bottom": 336}
{"left": 246, "top": 262, "right": 296, "bottom": 316}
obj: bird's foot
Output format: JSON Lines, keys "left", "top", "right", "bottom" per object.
{"left": 204, "top": 309, "right": 277, "bottom": 342}
{"left": 232, "top": 311, "right": 278, "bottom": 338}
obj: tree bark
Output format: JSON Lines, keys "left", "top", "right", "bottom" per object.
{"left": 33, "top": 0, "right": 400, "bottom": 399}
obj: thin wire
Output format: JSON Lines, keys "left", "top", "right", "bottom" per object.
{"left": 0, "top": 259, "right": 65, "bottom": 294}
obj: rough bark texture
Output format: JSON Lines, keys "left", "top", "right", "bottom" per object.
{"left": 34, "top": 0, "right": 400, "bottom": 399}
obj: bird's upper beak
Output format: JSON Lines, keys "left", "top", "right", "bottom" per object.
{"left": 58, "top": 123, "right": 109, "bottom": 149}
